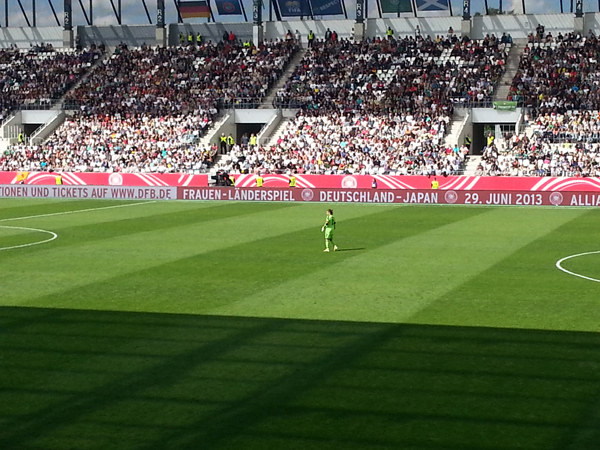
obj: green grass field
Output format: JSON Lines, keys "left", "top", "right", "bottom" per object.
{"left": 1, "top": 198, "right": 599, "bottom": 450}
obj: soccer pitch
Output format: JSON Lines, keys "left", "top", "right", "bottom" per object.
{"left": 1, "top": 198, "right": 599, "bottom": 450}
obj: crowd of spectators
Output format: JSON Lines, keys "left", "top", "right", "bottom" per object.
{"left": 3, "top": 39, "right": 298, "bottom": 173}
{"left": 66, "top": 40, "right": 297, "bottom": 115}
{"left": 275, "top": 34, "right": 507, "bottom": 109}
{"left": 508, "top": 31, "right": 600, "bottom": 112}
{"left": 0, "top": 32, "right": 520, "bottom": 176}
{"left": 220, "top": 111, "right": 467, "bottom": 175}
{"left": 0, "top": 44, "right": 103, "bottom": 123}
{"left": 214, "top": 35, "right": 508, "bottom": 175}
{"left": 501, "top": 30, "right": 600, "bottom": 175}
{"left": 478, "top": 132, "right": 600, "bottom": 177}
{"left": 529, "top": 111, "right": 600, "bottom": 143}
{"left": 1, "top": 112, "right": 216, "bottom": 173}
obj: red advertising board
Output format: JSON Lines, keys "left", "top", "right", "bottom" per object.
{"left": 231, "top": 174, "right": 600, "bottom": 192}
{"left": 0, "top": 185, "right": 177, "bottom": 200}
{"left": 1, "top": 171, "right": 600, "bottom": 192}
{"left": 0, "top": 172, "right": 209, "bottom": 187}
{"left": 177, "top": 187, "right": 600, "bottom": 207}
{"left": 0, "top": 183, "right": 598, "bottom": 206}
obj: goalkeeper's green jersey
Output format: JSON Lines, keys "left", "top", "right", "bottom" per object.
{"left": 325, "top": 215, "right": 336, "bottom": 230}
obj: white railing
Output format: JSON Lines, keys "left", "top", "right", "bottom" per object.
{"left": 2, "top": 125, "right": 24, "bottom": 140}
{"left": 0, "top": 111, "right": 18, "bottom": 131}
{"left": 257, "top": 110, "right": 282, "bottom": 147}
{"left": 29, "top": 110, "right": 64, "bottom": 144}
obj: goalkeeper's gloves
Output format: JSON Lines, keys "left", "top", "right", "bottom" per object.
{"left": 321, "top": 226, "right": 325, "bottom": 232}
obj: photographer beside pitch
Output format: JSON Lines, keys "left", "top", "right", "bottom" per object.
{"left": 321, "top": 209, "right": 338, "bottom": 252}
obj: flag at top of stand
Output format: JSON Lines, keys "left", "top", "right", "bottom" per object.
{"left": 380, "top": 0, "right": 413, "bottom": 13}
{"left": 416, "top": 0, "right": 449, "bottom": 11}
{"left": 310, "top": 0, "right": 344, "bottom": 15}
{"left": 215, "top": 0, "right": 242, "bottom": 15}
{"left": 179, "top": 0, "right": 211, "bottom": 18}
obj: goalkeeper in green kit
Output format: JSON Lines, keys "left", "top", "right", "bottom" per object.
{"left": 321, "top": 209, "right": 338, "bottom": 252}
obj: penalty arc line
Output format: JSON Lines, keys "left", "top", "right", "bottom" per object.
{"left": 0, "top": 225, "right": 58, "bottom": 251}
{"left": 556, "top": 251, "right": 600, "bottom": 283}
{"left": 0, "top": 200, "right": 157, "bottom": 223}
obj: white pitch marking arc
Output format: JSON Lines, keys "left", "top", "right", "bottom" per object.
{"left": 556, "top": 251, "right": 600, "bottom": 283}
{"left": 0, "top": 225, "right": 58, "bottom": 251}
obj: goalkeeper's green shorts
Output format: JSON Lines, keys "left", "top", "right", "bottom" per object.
{"left": 325, "top": 229, "right": 334, "bottom": 240}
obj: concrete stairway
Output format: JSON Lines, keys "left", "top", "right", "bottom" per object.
{"left": 464, "top": 155, "right": 483, "bottom": 176}
{"left": 259, "top": 48, "right": 307, "bottom": 109}
{"left": 198, "top": 113, "right": 232, "bottom": 148}
{"left": 444, "top": 109, "right": 469, "bottom": 148}
{"left": 53, "top": 50, "right": 110, "bottom": 110}
{"left": 493, "top": 40, "right": 526, "bottom": 103}
{"left": 265, "top": 118, "right": 290, "bottom": 146}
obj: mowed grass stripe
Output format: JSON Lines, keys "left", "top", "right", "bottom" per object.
{"left": 410, "top": 208, "right": 600, "bottom": 332}
{"left": 0, "top": 201, "right": 298, "bottom": 305}
{"left": 0, "top": 199, "right": 139, "bottom": 221}
{"left": 212, "top": 207, "right": 587, "bottom": 323}
{"left": 4, "top": 203, "right": 393, "bottom": 308}
{"left": 0, "top": 198, "right": 72, "bottom": 211}
{"left": 15, "top": 205, "right": 483, "bottom": 313}
{"left": 0, "top": 201, "right": 297, "bottom": 258}
{"left": 0, "top": 199, "right": 212, "bottom": 230}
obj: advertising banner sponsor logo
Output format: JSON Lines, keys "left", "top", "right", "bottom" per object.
{"left": 493, "top": 101, "right": 518, "bottom": 111}
{"left": 549, "top": 192, "right": 564, "bottom": 206}
{"left": 215, "top": 0, "right": 243, "bottom": 15}
{"left": 444, "top": 190, "right": 458, "bottom": 204}
{"left": 177, "top": 187, "right": 600, "bottom": 207}
{"left": 277, "top": 0, "right": 310, "bottom": 16}
{"left": 380, "top": 0, "right": 413, "bottom": 14}
{"left": 416, "top": 0, "right": 449, "bottom": 11}
{"left": 0, "top": 185, "right": 177, "bottom": 200}
{"left": 310, "top": 0, "right": 343, "bottom": 15}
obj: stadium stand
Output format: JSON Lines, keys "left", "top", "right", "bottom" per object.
{"left": 65, "top": 41, "right": 298, "bottom": 114}
{"left": 2, "top": 40, "right": 298, "bottom": 173}
{"left": 217, "top": 35, "right": 507, "bottom": 175}
{"left": 479, "top": 133, "right": 600, "bottom": 177}
{"left": 480, "top": 31, "right": 600, "bottom": 177}
{"left": 1, "top": 114, "right": 216, "bottom": 173}
{"left": 508, "top": 31, "right": 599, "bottom": 112}
{"left": 0, "top": 44, "right": 103, "bottom": 123}
{"left": 274, "top": 35, "right": 508, "bottom": 109}
{"left": 221, "top": 110, "right": 467, "bottom": 176}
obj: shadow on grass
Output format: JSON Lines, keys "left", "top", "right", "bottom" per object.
{"left": 334, "top": 248, "right": 366, "bottom": 252}
{"left": 1, "top": 307, "right": 599, "bottom": 450}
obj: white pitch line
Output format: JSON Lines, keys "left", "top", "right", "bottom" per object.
{"left": 556, "top": 251, "right": 600, "bottom": 283}
{"left": 0, "top": 225, "right": 58, "bottom": 251}
{"left": 0, "top": 200, "right": 157, "bottom": 223}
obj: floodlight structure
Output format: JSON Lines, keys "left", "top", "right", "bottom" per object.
{"left": 2, "top": 0, "right": 60, "bottom": 26}
{"left": 63, "top": 0, "right": 154, "bottom": 26}
{"left": 0, "top": 0, "right": 156, "bottom": 27}
{"left": 0, "top": 0, "right": 592, "bottom": 30}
